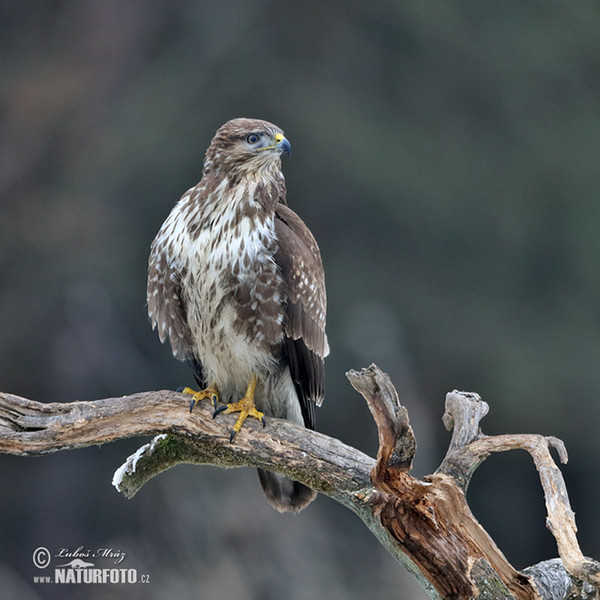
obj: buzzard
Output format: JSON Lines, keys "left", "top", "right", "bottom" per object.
{"left": 147, "top": 118, "right": 328, "bottom": 512}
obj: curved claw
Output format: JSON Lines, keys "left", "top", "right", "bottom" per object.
{"left": 228, "top": 412, "right": 265, "bottom": 441}
{"left": 211, "top": 375, "right": 264, "bottom": 443}
{"left": 213, "top": 404, "right": 228, "bottom": 419}
{"left": 180, "top": 385, "right": 220, "bottom": 413}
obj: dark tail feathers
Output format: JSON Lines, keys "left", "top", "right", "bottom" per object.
{"left": 257, "top": 469, "right": 316, "bottom": 513}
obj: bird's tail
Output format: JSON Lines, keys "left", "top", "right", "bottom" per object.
{"left": 257, "top": 469, "right": 316, "bottom": 513}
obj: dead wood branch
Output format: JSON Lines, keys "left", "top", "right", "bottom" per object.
{"left": 435, "top": 390, "right": 600, "bottom": 589}
{"left": 0, "top": 365, "right": 598, "bottom": 599}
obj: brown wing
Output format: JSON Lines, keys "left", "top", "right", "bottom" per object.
{"left": 274, "top": 203, "right": 328, "bottom": 429}
{"left": 147, "top": 231, "right": 195, "bottom": 362}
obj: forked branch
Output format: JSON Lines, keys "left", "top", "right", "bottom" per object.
{"left": 0, "top": 365, "right": 597, "bottom": 599}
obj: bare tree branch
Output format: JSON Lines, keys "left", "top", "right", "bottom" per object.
{"left": 436, "top": 391, "right": 600, "bottom": 589}
{"left": 0, "top": 365, "right": 598, "bottom": 599}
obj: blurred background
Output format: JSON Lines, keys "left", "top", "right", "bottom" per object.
{"left": 2, "top": 1, "right": 600, "bottom": 598}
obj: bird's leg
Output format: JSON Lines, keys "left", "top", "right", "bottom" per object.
{"left": 214, "top": 374, "right": 266, "bottom": 442}
{"left": 180, "top": 384, "right": 220, "bottom": 412}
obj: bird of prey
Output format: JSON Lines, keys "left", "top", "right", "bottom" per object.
{"left": 147, "top": 118, "right": 328, "bottom": 512}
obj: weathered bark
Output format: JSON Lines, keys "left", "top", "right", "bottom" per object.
{"left": 0, "top": 365, "right": 597, "bottom": 599}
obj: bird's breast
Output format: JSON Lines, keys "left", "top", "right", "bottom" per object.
{"left": 181, "top": 207, "right": 285, "bottom": 388}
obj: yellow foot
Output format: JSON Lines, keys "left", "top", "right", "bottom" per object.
{"left": 180, "top": 385, "right": 219, "bottom": 412}
{"left": 214, "top": 375, "right": 266, "bottom": 442}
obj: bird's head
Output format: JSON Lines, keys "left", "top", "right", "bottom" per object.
{"left": 203, "top": 118, "right": 291, "bottom": 179}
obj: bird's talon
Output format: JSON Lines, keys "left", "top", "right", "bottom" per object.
{"left": 180, "top": 385, "right": 220, "bottom": 413}
{"left": 211, "top": 375, "right": 265, "bottom": 442}
{"left": 213, "top": 404, "right": 227, "bottom": 418}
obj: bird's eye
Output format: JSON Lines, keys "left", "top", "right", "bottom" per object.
{"left": 246, "top": 133, "right": 261, "bottom": 145}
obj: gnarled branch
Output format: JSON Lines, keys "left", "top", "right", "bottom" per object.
{"left": 0, "top": 365, "right": 597, "bottom": 599}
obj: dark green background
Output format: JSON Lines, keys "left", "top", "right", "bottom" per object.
{"left": 2, "top": 2, "right": 600, "bottom": 599}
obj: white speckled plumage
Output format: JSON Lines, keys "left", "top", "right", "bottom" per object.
{"left": 147, "top": 118, "right": 327, "bottom": 512}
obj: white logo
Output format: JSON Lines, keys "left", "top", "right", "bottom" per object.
{"left": 32, "top": 545, "right": 151, "bottom": 585}
{"left": 33, "top": 547, "right": 51, "bottom": 569}
{"left": 57, "top": 559, "right": 95, "bottom": 569}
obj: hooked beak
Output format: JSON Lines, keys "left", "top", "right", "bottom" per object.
{"left": 275, "top": 133, "right": 292, "bottom": 157}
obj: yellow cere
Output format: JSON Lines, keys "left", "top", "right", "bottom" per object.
{"left": 257, "top": 132, "right": 286, "bottom": 152}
